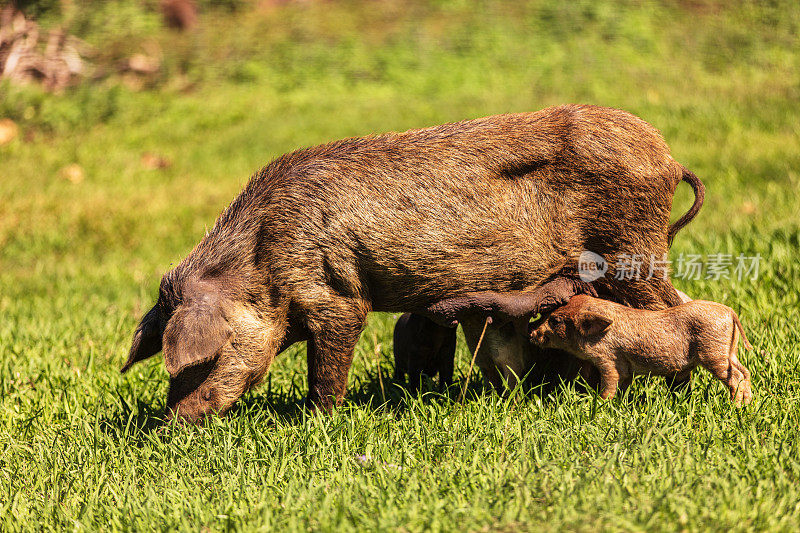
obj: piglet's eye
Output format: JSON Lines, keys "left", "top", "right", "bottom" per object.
{"left": 549, "top": 316, "right": 564, "bottom": 326}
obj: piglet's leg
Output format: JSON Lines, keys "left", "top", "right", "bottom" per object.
{"left": 732, "top": 376, "right": 753, "bottom": 406}
{"left": 703, "top": 357, "right": 752, "bottom": 406}
{"left": 701, "top": 329, "right": 753, "bottom": 406}
{"left": 578, "top": 361, "right": 602, "bottom": 391}
{"left": 597, "top": 365, "right": 620, "bottom": 400}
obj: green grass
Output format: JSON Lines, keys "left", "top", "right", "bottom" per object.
{"left": 1, "top": 0, "right": 800, "bottom": 530}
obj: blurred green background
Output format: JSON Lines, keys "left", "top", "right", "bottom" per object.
{"left": 1, "top": 1, "right": 799, "bottom": 530}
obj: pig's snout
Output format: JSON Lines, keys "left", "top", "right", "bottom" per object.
{"left": 165, "top": 385, "right": 220, "bottom": 424}
{"left": 165, "top": 360, "right": 223, "bottom": 424}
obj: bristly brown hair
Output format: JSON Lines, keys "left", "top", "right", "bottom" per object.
{"left": 125, "top": 104, "right": 704, "bottom": 422}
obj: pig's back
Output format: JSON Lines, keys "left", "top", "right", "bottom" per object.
{"left": 623, "top": 301, "right": 735, "bottom": 369}
{"left": 216, "top": 106, "right": 681, "bottom": 309}
{"left": 673, "top": 300, "right": 736, "bottom": 345}
{"left": 262, "top": 134, "right": 572, "bottom": 308}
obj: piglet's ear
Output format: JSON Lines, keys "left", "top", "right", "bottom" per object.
{"left": 576, "top": 311, "right": 613, "bottom": 337}
{"left": 162, "top": 289, "right": 232, "bottom": 377}
{"left": 122, "top": 304, "right": 163, "bottom": 373}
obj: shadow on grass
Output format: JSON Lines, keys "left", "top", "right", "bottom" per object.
{"left": 231, "top": 353, "right": 598, "bottom": 425}
{"left": 226, "top": 368, "right": 487, "bottom": 425}
{"left": 99, "top": 349, "right": 654, "bottom": 438}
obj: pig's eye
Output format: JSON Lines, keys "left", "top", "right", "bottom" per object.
{"left": 549, "top": 316, "right": 564, "bottom": 326}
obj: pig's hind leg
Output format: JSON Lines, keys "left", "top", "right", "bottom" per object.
{"left": 424, "top": 274, "right": 597, "bottom": 332}
{"left": 726, "top": 323, "right": 753, "bottom": 405}
{"left": 699, "top": 329, "right": 752, "bottom": 406}
{"left": 392, "top": 313, "right": 413, "bottom": 382}
{"left": 436, "top": 328, "right": 457, "bottom": 391}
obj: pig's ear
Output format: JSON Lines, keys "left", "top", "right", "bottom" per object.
{"left": 162, "top": 290, "right": 233, "bottom": 377}
{"left": 122, "top": 304, "right": 163, "bottom": 373}
{"left": 576, "top": 311, "right": 613, "bottom": 337}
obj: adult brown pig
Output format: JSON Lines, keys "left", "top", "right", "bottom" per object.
{"left": 121, "top": 104, "right": 704, "bottom": 422}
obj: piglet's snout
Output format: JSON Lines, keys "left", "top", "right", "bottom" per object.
{"left": 530, "top": 329, "right": 548, "bottom": 345}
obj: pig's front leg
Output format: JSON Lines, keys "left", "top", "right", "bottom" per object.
{"left": 304, "top": 299, "right": 370, "bottom": 412}
{"left": 591, "top": 357, "right": 632, "bottom": 400}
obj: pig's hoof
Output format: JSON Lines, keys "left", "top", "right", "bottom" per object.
{"left": 733, "top": 380, "right": 753, "bottom": 406}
